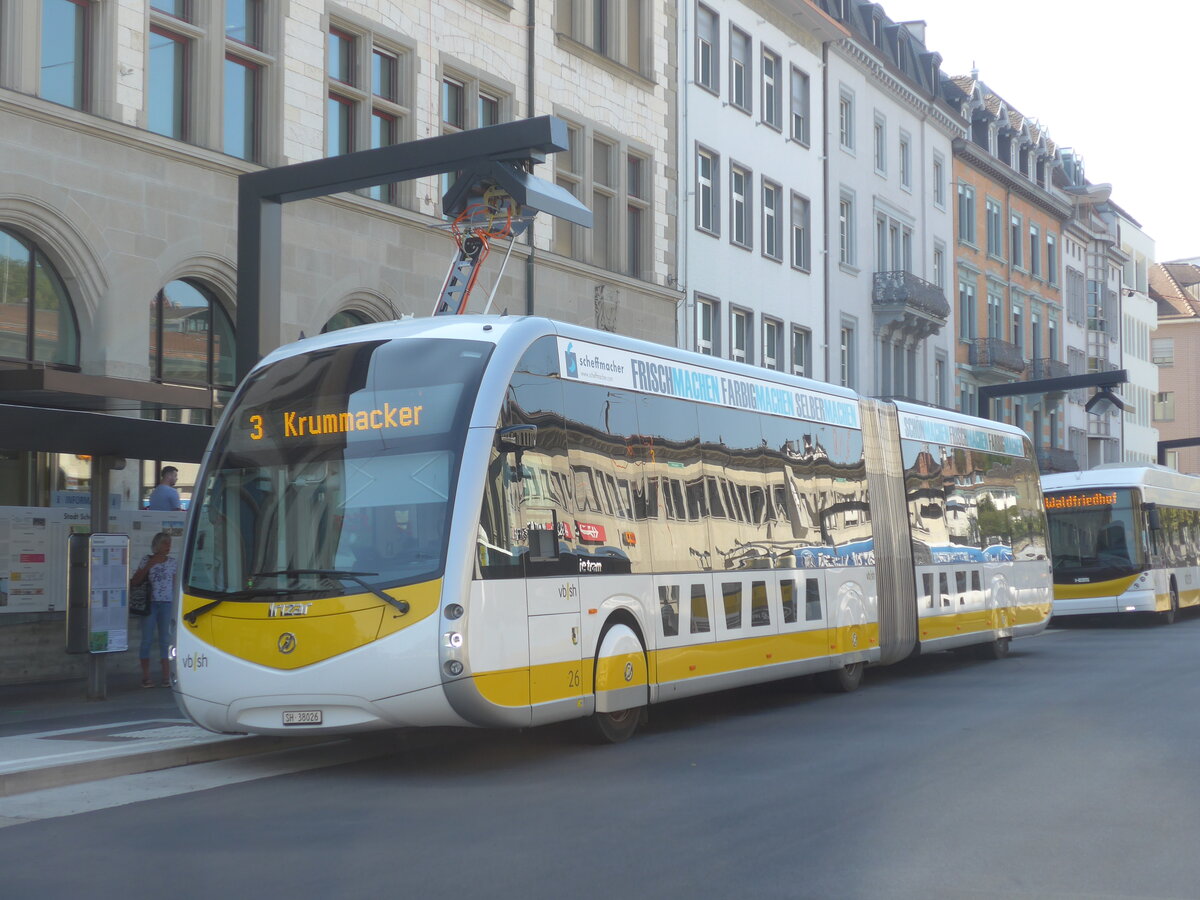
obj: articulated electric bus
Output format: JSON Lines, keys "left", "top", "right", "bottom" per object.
{"left": 173, "top": 316, "right": 1052, "bottom": 741}
{"left": 1042, "top": 466, "right": 1200, "bottom": 624}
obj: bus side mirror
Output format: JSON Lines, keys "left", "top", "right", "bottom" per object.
{"left": 1146, "top": 504, "right": 1162, "bottom": 531}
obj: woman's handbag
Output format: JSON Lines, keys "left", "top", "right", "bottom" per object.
{"left": 129, "top": 581, "right": 151, "bottom": 616}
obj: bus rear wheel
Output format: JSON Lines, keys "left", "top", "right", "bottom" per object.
{"left": 816, "top": 661, "right": 864, "bottom": 693}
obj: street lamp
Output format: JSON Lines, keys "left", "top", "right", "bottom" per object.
{"left": 1084, "top": 386, "right": 1131, "bottom": 416}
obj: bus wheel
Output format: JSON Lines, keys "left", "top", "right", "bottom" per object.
{"left": 972, "top": 636, "right": 1011, "bottom": 660}
{"left": 588, "top": 621, "right": 647, "bottom": 743}
{"left": 816, "top": 661, "right": 864, "bottom": 693}
{"left": 591, "top": 706, "right": 642, "bottom": 743}
{"left": 1162, "top": 583, "right": 1180, "bottom": 626}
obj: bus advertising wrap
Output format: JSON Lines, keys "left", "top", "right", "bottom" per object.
{"left": 558, "top": 337, "right": 860, "bottom": 430}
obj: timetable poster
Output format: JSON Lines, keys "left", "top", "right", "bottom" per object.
{"left": 87, "top": 535, "right": 130, "bottom": 653}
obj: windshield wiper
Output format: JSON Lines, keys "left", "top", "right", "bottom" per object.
{"left": 182, "top": 586, "right": 312, "bottom": 625}
{"left": 251, "top": 569, "right": 410, "bottom": 616}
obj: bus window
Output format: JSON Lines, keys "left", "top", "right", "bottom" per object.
{"left": 781, "top": 578, "right": 797, "bottom": 623}
{"left": 751, "top": 580, "right": 769, "bottom": 626}
{"left": 722, "top": 582, "right": 742, "bottom": 629}
{"left": 690, "top": 583, "right": 711, "bottom": 633}
{"left": 659, "top": 584, "right": 680, "bottom": 637}
{"left": 805, "top": 577, "right": 822, "bottom": 621}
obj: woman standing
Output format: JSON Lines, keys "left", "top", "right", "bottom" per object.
{"left": 131, "top": 532, "right": 177, "bottom": 687}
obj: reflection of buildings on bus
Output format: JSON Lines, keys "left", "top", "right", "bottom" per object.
{"left": 484, "top": 380, "right": 873, "bottom": 580}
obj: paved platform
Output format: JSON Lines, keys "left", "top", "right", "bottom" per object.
{"left": 0, "top": 674, "right": 321, "bottom": 797}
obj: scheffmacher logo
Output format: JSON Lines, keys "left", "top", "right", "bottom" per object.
{"left": 564, "top": 342, "right": 579, "bottom": 379}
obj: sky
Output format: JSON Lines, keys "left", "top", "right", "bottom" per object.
{"left": 879, "top": 0, "right": 1197, "bottom": 262}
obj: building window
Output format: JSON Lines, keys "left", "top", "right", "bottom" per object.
{"left": 791, "top": 327, "right": 811, "bottom": 377}
{"left": 697, "top": 146, "right": 720, "bottom": 235}
{"left": 729, "top": 26, "right": 751, "bottom": 113}
{"left": 873, "top": 113, "right": 886, "bottom": 174}
{"left": 731, "top": 308, "right": 751, "bottom": 362}
{"left": 322, "top": 309, "right": 372, "bottom": 333}
{"left": 1029, "top": 224, "right": 1041, "bottom": 277}
{"left": 150, "top": 279, "right": 236, "bottom": 408}
{"left": 933, "top": 243, "right": 946, "bottom": 289}
{"left": 791, "top": 192, "right": 811, "bottom": 272}
{"left": 761, "top": 49, "right": 781, "bottom": 130}
{"left": 1152, "top": 338, "right": 1174, "bottom": 366}
{"left": 627, "top": 152, "right": 650, "bottom": 279}
{"left": 985, "top": 199, "right": 1003, "bottom": 257}
{"left": 762, "top": 180, "right": 782, "bottom": 261}
{"left": 1047, "top": 233, "right": 1058, "bottom": 286}
{"left": 696, "top": 297, "right": 718, "bottom": 355}
{"left": 556, "top": 0, "right": 646, "bottom": 73}
{"left": 763, "top": 318, "right": 781, "bottom": 370}
{"left": 899, "top": 132, "right": 912, "bottom": 189}
{"left": 223, "top": 0, "right": 267, "bottom": 161}
{"left": 326, "top": 25, "right": 413, "bottom": 205}
{"left": 986, "top": 290, "right": 1003, "bottom": 338}
{"left": 957, "top": 183, "right": 975, "bottom": 244}
{"left": 932, "top": 155, "right": 945, "bottom": 208}
{"left": 696, "top": 4, "right": 718, "bottom": 92}
{"left": 958, "top": 278, "right": 977, "bottom": 340}
{"left": 1154, "top": 392, "right": 1175, "bottom": 422}
{"left": 554, "top": 123, "right": 583, "bottom": 257}
{"left": 935, "top": 354, "right": 948, "bottom": 408}
{"left": 838, "top": 193, "right": 855, "bottom": 266}
{"left": 838, "top": 88, "right": 854, "bottom": 150}
{"left": 839, "top": 322, "right": 856, "bottom": 389}
{"left": 875, "top": 215, "right": 913, "bottom": 274}
{"left": 1010, "top": 213, "right": 1023, "bottom": 268}
{"left": 1012, "top": 302, "right": 1024, "bottom": 353}
{"left": 0, "top": 227, "right": 80, "bottom": 367}
{"left": 556, "top": 122, "right": 650, "bottom": 276}
{"left": 730, "top": 165, "right": 751, "bottom": 249}
{"left": 790, "top": 67, "right": 810, "bottom": 145}
{"left": 149, "top": 25, "right": 189, "bottom": 140}
{"left": 40, "top": 0, "right": 91, "bottom": 110}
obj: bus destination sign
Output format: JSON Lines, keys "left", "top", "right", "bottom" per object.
{"left": 1044, "top": 492, "right": 1118, "bottom": 510}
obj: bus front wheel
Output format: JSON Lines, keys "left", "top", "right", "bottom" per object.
{"left": 1161, "top": 582, "right": 1180, "bottom": 626}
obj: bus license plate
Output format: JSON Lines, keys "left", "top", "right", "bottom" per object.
{"left": 282, "top": 710, "right": 322, "bottom": 726}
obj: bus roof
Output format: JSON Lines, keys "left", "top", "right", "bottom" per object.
{"left": 1042, "top": 465, "right": 1200, "bottom": 505}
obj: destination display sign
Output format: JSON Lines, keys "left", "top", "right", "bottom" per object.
{"left": 558, "top": 338, "right": 860, "bottom": 430}
{"left": 898, "top": 411, "right": 1026, "bottom": 458}
{"left": 1044, "top": 491, "right": 1118, "bottom": 510}
{"left": 234, "top": 385, "right": 462, "bottom": 449}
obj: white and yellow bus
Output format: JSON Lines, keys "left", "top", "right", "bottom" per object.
{"left": 174, "top": 317, "right": 1052, "bottom": 741}
{"left": 1042, "top": 466, "right": 1200, "bottom": 624}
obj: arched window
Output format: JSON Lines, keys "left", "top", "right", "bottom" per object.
{"left": 321, "top": 309, "right": 372, "bottom": 333}
{"left": 150, "top": 279, "right": 235, "bottom": 402}
{"left": 0, "top": 227, "right": 80, "bottom": 367}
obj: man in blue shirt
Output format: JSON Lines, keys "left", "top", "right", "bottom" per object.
{"left": 147, "top": 466, "right": 182, "bottom": 511}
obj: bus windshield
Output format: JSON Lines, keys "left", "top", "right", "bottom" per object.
{"left": 184, "top": 337, "right": 492, "bottom": 599}
{"left": 1044, "top": 487, "right": 1144, "bottom": 581}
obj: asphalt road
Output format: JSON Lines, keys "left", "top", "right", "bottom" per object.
{"left": 6, "top": 615, "right": 1200, "bottom": 900}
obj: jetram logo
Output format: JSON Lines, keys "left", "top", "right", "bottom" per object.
{"left": 564, "top": 342, "right": 579, "bottom": 378}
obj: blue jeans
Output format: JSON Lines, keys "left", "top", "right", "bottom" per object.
{"left": 139, "top": 602, "right": 172, "bottom": 661}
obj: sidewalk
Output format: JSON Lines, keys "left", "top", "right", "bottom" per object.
{"left": 0, "top": 674, "right": 323, "bottom": 797}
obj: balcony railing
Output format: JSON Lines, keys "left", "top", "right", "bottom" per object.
{"left": 1028, "top": 358, "right": 1069, "bottom": 380}
{"left": 872, "top": 271, "right": 951, "bottom": 320}
{"left": 1036, "top": 447, "right": 1079, "bottom": 474}
{"left": 969, "top": 338, "right": 1026, "bottom": 374}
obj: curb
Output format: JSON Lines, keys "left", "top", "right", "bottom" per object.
{"left": 0, "top": 734, "right": 335, "bottom": 798}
